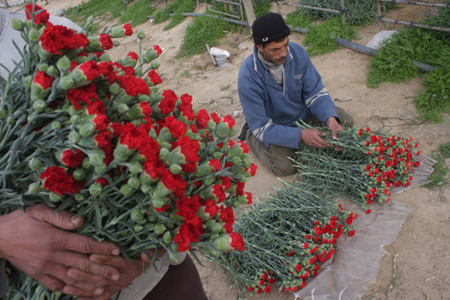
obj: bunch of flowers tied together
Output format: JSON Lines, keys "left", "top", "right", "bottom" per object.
{"left": 209, "top": 183, "right": 356, "bottom": 298}
{"left": 293, "top": 123, "right": 421, "bottom": 213}
{"left": 1, "top": 4, "right": 257, "bottom": 297}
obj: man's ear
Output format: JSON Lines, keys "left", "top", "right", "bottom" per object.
{"left": 256, "top": 44, "right": 264, "bottom": 53}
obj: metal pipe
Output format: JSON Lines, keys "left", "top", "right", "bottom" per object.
{"left": 380, "top": 0, "right": 450, "bottom": 8}
{"left": 276, "top": 1, "right": 342, "bottom": 14}
{"left": 380, "top": 17, "right": 450, "bottom": 32}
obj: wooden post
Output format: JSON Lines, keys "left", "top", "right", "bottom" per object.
{"left": 341, "top": 0, "right": 345, "bottom": 27}
{"left": 377, "top": 0, "right": 383, "bottom": 31}
{"left": 242, "top": 0, "right": 256, "bottom": 26}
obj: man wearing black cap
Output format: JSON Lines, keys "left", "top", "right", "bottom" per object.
{"left": 237, "top": 12, "right": 353, "bottom": 176}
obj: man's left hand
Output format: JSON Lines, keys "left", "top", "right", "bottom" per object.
{"left": 326, "top": 117, "right": 343, "bottom": 140}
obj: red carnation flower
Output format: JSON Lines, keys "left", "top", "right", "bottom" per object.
{"left": 127, "top": 51, "right": 138, "bottom": 60}
{"left": 66, "top": 83, "right": 99, "bottom": 110}
{"left": 40, "top": 23, "right": 88, "bottom": 55}
{"left": 78, "top": 61, "right": 101, "bottom": 82}
{"left": 34, "top": 70, "right": 54, "bottom": 90}
{"left": 40, "top": 166, "right": 83, "bottom": 195}
{"left": 230, "top": 232, "right": 245, "bottom": 251}
{"left": 153, "top": 45, "right": 163, "bottom": 55}
{"left": 163, "top": 116, "right": 187, "bottom": 138}
{"left": 159, "top": 89, "right": 178, "bottom": 114}
{"left": 196, "top": 109, "right": 210, "bottom": 129}
{"left": 25, "top": 4, "right": 49, "bottom": 25}
{"left": 179, "top": 94, "right": 196, "bottom": 121}
{"left": 219, "top": 206, "right": 234, "bottom": 233}
{"left": 95, "top": 130, "right": 111, "bottom": 147}
{"left": 92, "top": 114, "right": 110, "bottom": 131}
{"left": 61, "top": 149, "right": 85, "bottom": 168}
{"left": 122, "top": 23, "right": 133, "bottom": 36}
{"left": 148, "top": 69, "right": 162, "bottom": 85}
{"left": 99, "top": 33, "right": 113, "bottom": 50}
{"left": 223, "top": 115, "right": 235, "bottom": 129}
{"left": 117, "top": 75, "right": 150, "bottom": 97}
{"left": 87, "top": 99, "right": 106, "bottom": 115}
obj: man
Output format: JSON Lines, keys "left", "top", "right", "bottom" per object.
{"left": 238, "top": 12, "right": 353, "bottom": 176}
{"left": 0, "top": 8, "right": 208, "bottom": 300}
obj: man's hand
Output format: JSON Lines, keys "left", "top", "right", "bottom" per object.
{"left": 0, "top": 204, "right": 121, "bottom": 297}
{"left": 300, "top": 128, "right": 329, "bottom": 148}
{"left": 326, "top": 117, "right": 343, "bottom": 140}
{"left": 74, "top": 249, "right": 167, "bottom": 300}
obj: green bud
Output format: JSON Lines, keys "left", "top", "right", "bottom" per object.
{"left": 23, "top": 75, "right": 33, "bottom": 87}
{"left": 216, "top": 122, "right": 230, "bottom": 138}
{"left": 28, "top": 183, "right": 42, "bottom": 194}
{"left": 94, "top": 165, "right": 107, "bottom": 175}
{"left": 159, "top": 148, "right": 170, "bottom": 160}
{"left": 134, "top": 225, "right": 144, "bottom": 232}
{"left": 79, "top": 122, "right": 96, "bottom": 137}
{"left": 128, "top": 176, "right": 140, "bottom": 189}
{"left": 73, "top": 169, "right": 87, "bottom": 181}
{"left": 68, "top": 132, "right": 81, "bottom": 144}
{"left": 28, "top": 27, "right": 40, "bottom": 41}
{"left": 131, "top": 209, "right": 144, "bottom": 223}
{"left": 114, "top": 144, "right": 133, "bottom": 161}
{"left": 144, "top": 49, "right": 157, "bottom": 62}
{"left": 130, "top": 162, "right": 143, "bottom": 174}
{"left": 89, "top": 149, "right": 105, "bottom": 167}
{"left": 82, "top": 157, "right": 91, "bottom": 168}
{"left": 109, "top": 82, "right": 120, "bottom": 94}
{"left": 49, "top": 192, "right": 61, "bottom": 203}
{"left": 47, "top": 66, "right": 58, "bottom": 78}
{"left": 163, "top": 231, "right": 172, "bottom": 243}
{"left": 0, "top": 109, "right": 7, "bottom": 119}
{"left": 59, "top": 75, "right": 74, "bottom": 90}
{"left": 75, "top": 193, "right": 84, "bottom": 201}
{"left": 204, "top": 176, "right": 215, "bottom": 186}
{"left": 135, "top": 68, "right": 143, "bottom": 77}
{"left": 212, "top": 235, "right": 232, "bottom": 252}
{"left": 56, "top": 56, "right": 71, "bottom": 73}
{"left": 11, "top": 18, "right": 24, "bottom": 31}
{"left": 137, "top": 30, "right": 145, "bottom": 40}
{"left": 154, "top": 223, "right": 166, "bottom": 235}
{"left": 167, "top": 148, "right": 186, "bottom": 166}
{"left": 169, "top": 164, "right": 182, "bottom": 174}
{"left": 38, "top": 63, "right": 49, "bottom": 72}
{"left": 113, "top": 40, "right": 120, "bottom": 46}
{"left": 33, "top": 99, "right": 47, "bottom": 112}
{"left": 89, "top": 182, "right": 102, "bottom": 196}
{"left": 29, "top": 158, "right": 44, "bottom": 171}
{"left": 6, "top": 116, "right": 15, "bottom": 125}
{"left": 232, "top": 156, "right": 242, "bottom": 165}
{"left": 51, "top": 121, "right": 61, "bottom": 130}
{"left": 120, "top": 184, "right": 132, "bottom": 195}
{"left": 151, "top": 61, "right": 160, "bottom": 69}
{"left": 70, "top": 115, "right": 81, "bottom": 126}
{"left": 117, "top": 103, "right": 129, "bottom": 114}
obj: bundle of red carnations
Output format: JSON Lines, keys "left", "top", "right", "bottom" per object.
{"left": 1, "top": 3, "right": 255, "bottom": 299}
{"left": 292, "top": 122, "right": 421, "bottom": 213}
{"left": 209, "top": 182, "right": 356, "bottom": 299}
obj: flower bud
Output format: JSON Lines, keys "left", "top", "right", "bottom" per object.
{"left": 29, "top": 158, "right": 44, "bottom": 170}
{"left": 134, "top": 225, "right": 144, "bottom": 232}
{"left": 167, "top": 147, "right": 186, "bottom": 166}
{"left": 0, "top": 109, "right": 7, "bottom": 119}
{"left": 109, "top": 82, "right": 120, "bottom": 94}
{"left": 169, "top": 164, "right": 182, "bottom": 174}
{"left": 128, "top": 176, "right": 140, "bottom": 189}
{"left": 51, "top": 121, "right": 61, "bottom": 130}
{"left": 130, "top": 162, "right": 143, "bottom": 173}
{"left": 163, "top": 231, "right": 172, "bottom": 243}
{"left": 38, "top": 63, "right": 49, "bottom": 72}
{"left": 79, "top": 122, "right": 96, "bottom": 137}
{"left": 59, "top": 75, "right": 75, "bottom": 90}
{"left": 121, "top": 184, "right": 132, "bottom": 195}
{"left": 114, "top": 144, "right": 134, "bottom": 161}
{"left": 28, "top": 182, "right": 42, "bottom": 194}
{"left": 216, "top": 122, "right": 230, "bottom": 138}
{"left": 82, "top": 157, "right": 91, "bottom": 168}
{"left": 159, "top": 147, "right": 170, "bottom": 160}
{"left": 154, "top": 223, "right": 166, "bottom": 235}
{"left": 89, "top": 182, "right": 102, "bottom": 195}
{"left": 144, "top": 49, "right": 157, "bottom": 62}
{"left": 11, "top": 18, "right": 24, "bottom": 31}
{"left": 73, "top": 169, "right": 87, "bottom": 181}
{"left": 89, "top": 149, "right": 105, "bottom": 167}
{"left": 6, "top": 116, "right": 15, "bottom": 125}
{"left": 113, "top": 40, "right": 120, "bottom": 47}
{"left": 74, "top": 194, "right": 84, "bottom": 201}
{"left": 57, "top": 56, "right": 71, "bottom": 73}
{"left": 95, "top": 164, "right": 107, "bottom": 174}
{"left": 131, "top": 209, "right": 144, "bottom": 223}
{"left": 137, "top": 30, "right": 145, "bottom": 40}
{"left": 49, "top": 192, "right": 61, "bottom": 202}
{"left": 117, "top": 103, "right": 129, "bottom": 114}
{"left": 32, "top": 99, "right": 47, "bottom": 112}
{"left": 68, "top": 132, "right": 81, "bottom": 144}
{"left": 47, "top": 66, "right": 58, "bottom": 78}
{"left": 135, "top": 68, "right": 143, "bottom": 77}
{"left": 151, "top": 61, "right": 160, "bottom": 70}
{"left": 28, "top": 27, "right": 40, "bottom": 41}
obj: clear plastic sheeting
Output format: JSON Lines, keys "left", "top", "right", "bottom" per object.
{"left": 293, "top": 154, "right": 436, "bottom": 300}
{"left": 294, "top": 200, "right": 412, "bottom": 300}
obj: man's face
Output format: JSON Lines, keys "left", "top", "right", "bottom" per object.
{"left": 256, "top": 37, "right": 289, "bottom": 65}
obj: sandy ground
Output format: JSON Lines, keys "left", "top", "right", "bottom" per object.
{"left": 4, "top": 0, "right": 450, "bottom": 299}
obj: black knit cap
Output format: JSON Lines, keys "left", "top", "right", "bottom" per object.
{"left": 252, "top": 12, "right": 290, "bottom": 45}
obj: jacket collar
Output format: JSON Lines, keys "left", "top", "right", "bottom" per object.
{"left": 252, "top": 43, "right": 294, "bottom": 78}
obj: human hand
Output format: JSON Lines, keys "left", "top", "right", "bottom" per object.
{"left": 326, "top": 117, "right": 343, "bottom": 140}
{"left": 300, "top": 128, "right": 329, "bottom": 148}
{"left": 0, "top": 204, "right": 121, "bottom": 297}
{"left": 74, "top": 249, "right": 167, "bottom": 300}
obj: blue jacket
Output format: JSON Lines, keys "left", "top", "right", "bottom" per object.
{"left": 237, "top": 42, "right": 338, "bottom": 148}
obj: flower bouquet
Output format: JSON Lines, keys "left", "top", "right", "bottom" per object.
{"left": 209, "top": 182, "right": 356, "bottom": 299}
{"left": 293, "top": 123, "right": 422, "bottom": 213}
{"left": 1, "top": 3, "right": 256, "bottom": 298}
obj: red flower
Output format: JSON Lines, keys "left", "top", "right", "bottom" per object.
{"left": 348, "top": 230, "right": 355, "bottom": 237}
{"left": 208, "top": 159, "right": 221, "bottom": 171}
{"left": 219, "top": 206, "right": 234, "bottom": 233}
{"left": 196, "top": 109, "right": 210, "bottom": 129}
{"left": 66, "top": 83, "right": 99, "bottom": 110}
{"left": 40, "top": 166, "right": 83, "bottom": 195}
{"left": 223, "top": 115, "right": 235, "bottom": 129}
{"left": 40, "top": 23, "right": 88, "bottom": 55}
{"left": 358, "top": 128, "right": 363, "bottom": 136}
{"left": 117, "top": 75, "right": 150, "bottom": 97}
{"left": 92, "top": 114, "right": 110, "bottom": 131}
{"left": 98, "top": 61, "right": 117, "bottom": 84}
{"left": 161, "top": 169, "right": 187, "bottom": 197}
{"left": 127, "top": 51, "right": 138, "bottom": 60}
{"left": 139, "top": 102, "right": 152, "bottom": 117}
{"left": 99, "top": 34, "right": 113, "bottom": 50}
{"left": 78, "top": 61, "right": 101, "bottom": 82}
{"left": 61, "top": 149, "right": 85, "bottom": 168}
{"left": 122, "top": 23, "right": 133, "bottom": 36}
{"left": 212, "top": 184, "right": 226, "bottom": 202}
{"left": 204, "top": 199, "right": 219, "bottom": 217}
{"left": 102, "top": 144, "right": 114, "bottom": 166}
{"left": 96, "top": 177, "right": 109, "bottom": 186}
{"left": 25, "top": 4, "right": 49, "bottom": 25}
{"left": 120, "top": 123, "right": 147, "bottom": 149}
{"left": 33, "top": 71, "right": 54, "bottom": 89}
{"left": 95, "top": 130, "right": 111, "bottom": 147}
{"left": 148, "top": 69, "right": 162, "bottom": 85}
{"left": 179, "top": 94, "right": 196, "bottom": 121}
{"left": 153, "top": 45, "right": 163, "bottom": 55}
{"left": 238, "top": 141, "right": 250, "bottom": 153}
{"left": 173, "top": 222, "right": 203, "bottom": 252}
{"left": 211, "top": 112, "right": 221, "bottom": 124}
{"left": 229, "top": 232, "right": 245, "bottom": 251}
{"left": 159, "top": 90, "right": 178, "bottom": 114}
{"left": 163, "top": 116, "right": 187, "bottom": 138}
{"left": 249, "top": 163, "right": 257, "bottom": 176}
{"left": 246, "top": 192, "right": 253, "bottom": 204}
{"left": 87, "top": 99, "right": 106, "bottom": 115}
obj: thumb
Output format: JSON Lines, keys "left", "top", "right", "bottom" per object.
{"left": 26, "top": 204, "right": 84, "bottom": 231}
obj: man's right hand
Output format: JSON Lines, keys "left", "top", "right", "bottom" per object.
{"left": 0, "top": 204, "right": 121, "bottom": 297}
{"left": 300, "top": 128, "right": 329, "bottom": 148}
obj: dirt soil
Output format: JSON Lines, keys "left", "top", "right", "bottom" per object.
{"left": 6, "top": 0, "right": 450, "bottom": 299}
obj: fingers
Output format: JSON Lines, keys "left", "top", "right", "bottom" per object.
{"left": 62, "top": 284, "right": 105, "bottom": 298}
{"left": 301, "top": 129, "right": 329, "bottom": 148}
{"left": 56, "top": 230, "right": 120, "bottom": 256}
{"left": 35, "top": 274, "right": 65, "bottom": 292}
{"left": 66, "top": 267, "right": 110, "bottom": 288}
{"left": 26, "top": 204, "right": 84, "bottom": 231}
{"left": 90, "top": 254, "right": 147, "bottom": 275}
